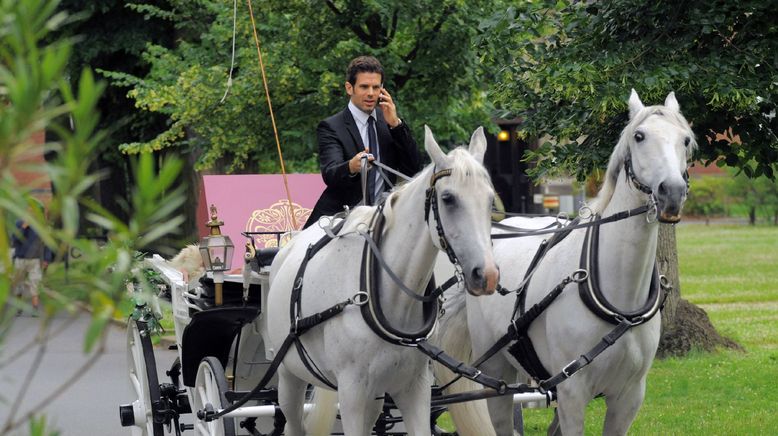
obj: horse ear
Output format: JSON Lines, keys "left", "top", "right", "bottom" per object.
{"left": 424, "top": 125, "right": 448, "bottom": 168}
{"left": 664, "top": 91, "right": 680, "bottom": 112}
{"left": 628, "top": 88, "right": 644, "bottom": 119}
{"left": 468, "top": 126, "right": 487, "bottom": 164}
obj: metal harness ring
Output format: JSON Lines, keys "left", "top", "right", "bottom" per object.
{"left": 352, "top": 291, "right": 369, "bottom": 306}
{"left": 571, "top": 269, "right": 589, "bottom": 283}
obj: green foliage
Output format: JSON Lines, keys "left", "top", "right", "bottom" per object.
{"left": 479, "top": 0, "right": 778, "bottom": 181}
{"left": 54, "top": 0, "right": 175, "bottom": 165}
{"left": 728, "top": 167, "right": 778, "bottom": 223}
{"left": 1, "top": 2, "right": 184, "bottom": 431}
{"left": 684, "top": 176, "right": 728, "bottom": 218}
{"left": 114, "top": 0, "right": 508, "bottom": 173}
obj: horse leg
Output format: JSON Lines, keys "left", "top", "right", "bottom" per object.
{"left": 553, "top": 385, "right": 588, "bottom": 436}
{"left": 601, "top": 382, "right": 646, "bottom": 436}
{"left": 277, "top": 366, "right": 308, "bottom": 436}
{"left": 336, "top": 377, "right": 383, "bottom": 436}
{"left": 485, "top": 394, "right": 517, "bottom": 436}
{"left": 481, "top": 356, "right": 518, "bottom": 436}
{"left": 389, "top": 371, "right": 432, "bottom": 436}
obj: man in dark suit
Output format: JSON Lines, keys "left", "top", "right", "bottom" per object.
{"left": 304, "top": 56, "right": 420, "bottom": 229}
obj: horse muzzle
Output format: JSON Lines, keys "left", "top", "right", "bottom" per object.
{"left": 655, "top": 180, "right": 687, "bottom": 223}
{"left": 465, "top": 263, "right": 499, "bottom": 296}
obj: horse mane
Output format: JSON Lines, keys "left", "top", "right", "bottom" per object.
{"left": 382, "top": 147, "right": 492, "bottom": 229}
{"left": 589, "top": 104, "right": 697, "bottom": 214}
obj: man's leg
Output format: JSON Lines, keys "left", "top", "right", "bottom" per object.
{"left": 26, "top": 259, "right": 42, "bottom": 309}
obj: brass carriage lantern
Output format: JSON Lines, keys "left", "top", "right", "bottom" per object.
{"left": 199, "top": 204, "right": 234, "bottom": 305}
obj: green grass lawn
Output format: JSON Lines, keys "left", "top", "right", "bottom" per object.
{"left": 451, "top": 224, "right": 778, "bottom": 435}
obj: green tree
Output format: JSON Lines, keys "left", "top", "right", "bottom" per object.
{"left": 110, "top": 0, "right": 507, "bottom": 173}
{"left": 685, "top": 176, "right": 729, "bottom": 224}
{"left": 52, "top": 1, "right": 177, "bottom": 225}
{"left": 1, "top": 1, "right": 184, "bottom": 433}
{"left": 478, "top": 0, "right": 775, "bottom": 356}
{"left": 729, "top": 168, "right": 778, "bottom": 225}
{"left": 479, "top": 0, "right": 777, "bottom": 181}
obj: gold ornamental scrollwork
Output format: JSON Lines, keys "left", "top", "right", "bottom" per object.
{"left": 245, "top": 200, "right": 311, "bottom": 248}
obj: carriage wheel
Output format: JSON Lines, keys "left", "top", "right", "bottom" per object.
{"left": 122, "top": 319, "right": 164, "bottom": 436}
{"left": 192, "top": 356, "right": 236, "bottom": 436}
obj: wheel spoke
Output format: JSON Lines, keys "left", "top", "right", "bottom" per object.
{"left": 126, "top": 320, "right": 163, "bottom": 436}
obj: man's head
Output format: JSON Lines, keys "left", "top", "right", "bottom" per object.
{"left": 345, "top": 56, "right": 384, "bottom": 114}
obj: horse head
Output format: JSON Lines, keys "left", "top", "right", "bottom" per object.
{"left": 623, "top": 89, "right": 696, "bottom": 222}
{"left": 423, "top": 126, "right": 499, "bottom": 295}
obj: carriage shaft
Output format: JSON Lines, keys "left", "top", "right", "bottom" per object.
{"left": 430, "top": 389, "right": 554, "bottom": 408}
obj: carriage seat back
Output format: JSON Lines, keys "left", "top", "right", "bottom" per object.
{"left": 190, "top": 276, "right": 261, "bottom": 312}
{"left": 255, "top": 247, "right": 279, "bottom": 268}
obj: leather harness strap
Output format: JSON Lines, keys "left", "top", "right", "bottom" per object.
{"left": 469, "top": 184, "right": 671, "bottom": 392}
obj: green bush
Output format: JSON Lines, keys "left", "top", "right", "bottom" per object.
{"left": 685, "top": 176, "right": 730, "bottom": 217}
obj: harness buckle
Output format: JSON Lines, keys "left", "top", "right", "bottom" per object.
{"left": 562, "top": 360, "right": 578, "bottom": 378}
{"left": 645, "top": 196, "right": 658, "bottom": 223}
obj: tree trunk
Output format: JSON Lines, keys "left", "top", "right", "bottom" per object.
{"left": 655, "top": 224, "right": 742, "bottom": 358}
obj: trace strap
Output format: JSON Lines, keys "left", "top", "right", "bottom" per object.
{"left": 539, "top": 320, "right": 632, "bottom": 392}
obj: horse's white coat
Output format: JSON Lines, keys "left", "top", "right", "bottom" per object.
{"left": 437, "top": 90, "right": 695, "bottom": 436}
{"left": 267, "top": 127, "right": 497, "bottom": 436}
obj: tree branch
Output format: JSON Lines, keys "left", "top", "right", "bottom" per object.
{"left": 395, "top": 4, "right": 457, "bottom": 88}
{"left": 324, "top": 0, "right": 370, "bottom": 43}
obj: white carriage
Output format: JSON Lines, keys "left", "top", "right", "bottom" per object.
{"left": 120, "top": 234, "right": 291, "bottom": 436}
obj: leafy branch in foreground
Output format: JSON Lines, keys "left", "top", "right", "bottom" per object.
{"left": 0, "top": 0, "right": 185, "bottom": 433}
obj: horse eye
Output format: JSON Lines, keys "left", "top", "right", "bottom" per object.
{"left": 441, "top": 192, "right": 456, "bottom": 206}
{"left": 634, "top": 131, "right": 645, "bottom": 142}
{"left": 684, "top": 137, "right": 691, "bottom": 147}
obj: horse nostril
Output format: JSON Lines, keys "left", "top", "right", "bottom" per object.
{"left": 657, "top": 182, "right": 668, "bottom": 196}
{"left": 472, "top": 267, "right": 484, "bottom": 282}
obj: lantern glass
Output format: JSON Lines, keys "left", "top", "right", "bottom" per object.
{"left": 199, "top": 234, "right": 234, "bottom": 272}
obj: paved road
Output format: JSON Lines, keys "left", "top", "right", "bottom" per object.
{"left": 0, "top": 313, "right": 177, "bottom": 436}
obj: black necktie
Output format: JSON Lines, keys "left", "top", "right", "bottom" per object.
{"left": 367, "top": 116, "right": 383, "bottom": 204}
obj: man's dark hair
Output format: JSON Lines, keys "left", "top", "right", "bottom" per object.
{"left": 346, "top": 56, "right": 384, "bottom": 86}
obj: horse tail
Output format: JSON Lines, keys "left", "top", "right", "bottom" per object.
{"left": 304, "top": 387, "right": 338, "bottom": 436}
{"left": 432, "top": 285, "right": 496, "bottom": 436}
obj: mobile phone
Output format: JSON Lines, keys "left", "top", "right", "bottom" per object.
{"left": 379, "top": 84, "right": 384, "bottom": 102}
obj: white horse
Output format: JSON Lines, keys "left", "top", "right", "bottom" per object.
{"left": 436, "top": 90, "right": 695, "bottom": 436}
{"left": 267, "top": 126, "right": 499, "bottom": 436}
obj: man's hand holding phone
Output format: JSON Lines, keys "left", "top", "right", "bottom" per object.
{"left": 378, "top": 87, "right": 401, "bottom": 128}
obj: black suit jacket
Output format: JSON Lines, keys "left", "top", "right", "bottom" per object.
{"left": 304, "top": 107, "right": 420, "bottom": 228}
